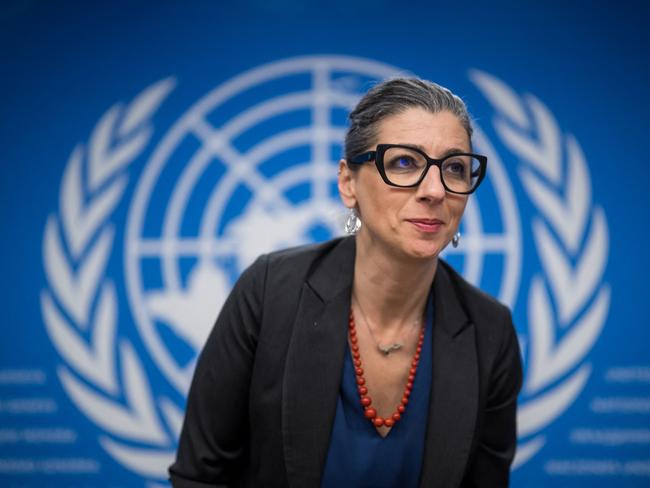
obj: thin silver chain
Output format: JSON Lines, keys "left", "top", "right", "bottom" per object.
{"left": 353, "top": 294, "right": 422, "bottom": 356}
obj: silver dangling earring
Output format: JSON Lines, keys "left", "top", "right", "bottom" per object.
{"left": 452, "top": 231, "right": 461, "bottom": 248}
{"left": 344, "top": 208, "right": 362, "bottom": 235}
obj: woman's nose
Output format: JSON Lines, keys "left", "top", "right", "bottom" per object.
{"left": 415, "top": 165, "right": 446, "bottom": 202}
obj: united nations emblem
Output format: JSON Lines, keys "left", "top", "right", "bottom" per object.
{"left": 40, "top": 55, "right": 609, "bottom": 481}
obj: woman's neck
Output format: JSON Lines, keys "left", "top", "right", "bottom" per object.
{"left": 352, "top": 234, "right": 438, "bottom": 333}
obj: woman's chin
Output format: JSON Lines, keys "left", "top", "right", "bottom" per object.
{"left": 400, "top": 240, "right": 447, "bottom": 261}
{"left": 356, "top": 229, "right": 448, "bottom": 262}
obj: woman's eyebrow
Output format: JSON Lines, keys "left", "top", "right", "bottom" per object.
{"left": 394, "top": 142, "right": 427, "bottom": 151}
{"left": 395, "top": 143, "right": 470, "bottom": 157}
{"left": 441, "top": 147, "right": 471, "bottom": 156}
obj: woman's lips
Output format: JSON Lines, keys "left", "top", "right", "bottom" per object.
{"left": 407, "top": 219, "right": 444, "bottom": 232}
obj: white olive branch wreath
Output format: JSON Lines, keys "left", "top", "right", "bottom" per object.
{"left": 471, "top": 71, "right": 610, "bottom": 467}
{"left": 40, "top": 78, "right": 182, "bottom": 480}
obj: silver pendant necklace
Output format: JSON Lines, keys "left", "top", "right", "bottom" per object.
{"left": 354, "top": 296, "right": 420, "bottom": 356}
{"left": 377, "top": 343, "right": 403, "bottom": 356}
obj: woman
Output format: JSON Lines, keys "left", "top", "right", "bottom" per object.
{"left": 169, "top": 78, "right": 522, "bottom": 487}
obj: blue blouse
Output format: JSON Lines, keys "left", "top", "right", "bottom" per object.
{"left": 321, "top": 297, "right": 433, "bottom": 488}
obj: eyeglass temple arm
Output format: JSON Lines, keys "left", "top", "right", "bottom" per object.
{"left": 348, "top": 151, "right": 376, "bottom": 164}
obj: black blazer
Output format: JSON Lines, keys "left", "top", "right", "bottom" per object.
{"left": 170, "top": 237, "right": 522, "bottom": 487}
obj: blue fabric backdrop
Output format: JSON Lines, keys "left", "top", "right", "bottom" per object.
{"left": 1, "top": 1, "right": 649, "bottom": 486}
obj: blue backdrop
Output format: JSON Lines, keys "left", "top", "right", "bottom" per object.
{"left": 2, "top": 1, "right": 650, "bottom": 486}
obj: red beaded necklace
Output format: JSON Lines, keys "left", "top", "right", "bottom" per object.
{"left": 348, "top": 309, "right": 425, "bottom": 428}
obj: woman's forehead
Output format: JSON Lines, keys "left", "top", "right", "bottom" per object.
{"left": 376, "top": 108, "right": 470, "bottom": 149}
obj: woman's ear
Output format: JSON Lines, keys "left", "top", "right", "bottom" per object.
{"left": 338, "top": 159, "right": 357, "bottom": 208}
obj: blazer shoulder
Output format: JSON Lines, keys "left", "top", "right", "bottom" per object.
{"left": 250, "top": 237, "right": 349, "bottom": 287}
{"left": 438, "top": 259, "right": 511, "bottom": 323}
{"left": 265, "top": 237, "right": 345, "bottom": 265}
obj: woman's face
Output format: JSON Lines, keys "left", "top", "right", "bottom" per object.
{"left": 339, "top": 107, "right": 470, "bottom": 261}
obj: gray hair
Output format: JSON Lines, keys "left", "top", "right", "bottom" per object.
{"left": 344, "top": 77, "right": 473, "bottom": 166}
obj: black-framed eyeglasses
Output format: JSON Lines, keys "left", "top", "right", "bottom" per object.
{"left": 349, "top": 144, "right": 488, "bottom": 195}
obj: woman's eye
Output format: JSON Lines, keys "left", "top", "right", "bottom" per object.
{"left": 387, "top": 155, "right": 417, "bottom": 170}
{"left": 398, "top": 157, "right": 414, "bottom": 168}
{"left": 444, "top": 160, "right": 467, "bottom": 178}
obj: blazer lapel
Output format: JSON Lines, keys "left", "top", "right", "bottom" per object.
{"left": 282, "top": 238, "right": 355, "bottom": 487}
{"left": 419, "top": 262, "right": 479, "bottom": 488}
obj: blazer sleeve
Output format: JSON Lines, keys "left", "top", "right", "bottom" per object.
{"left": 462, "top": 308, "right": 523, "bottom": 487}
{"left": 169, "top": 255, "right": 268, "bottom": 488}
